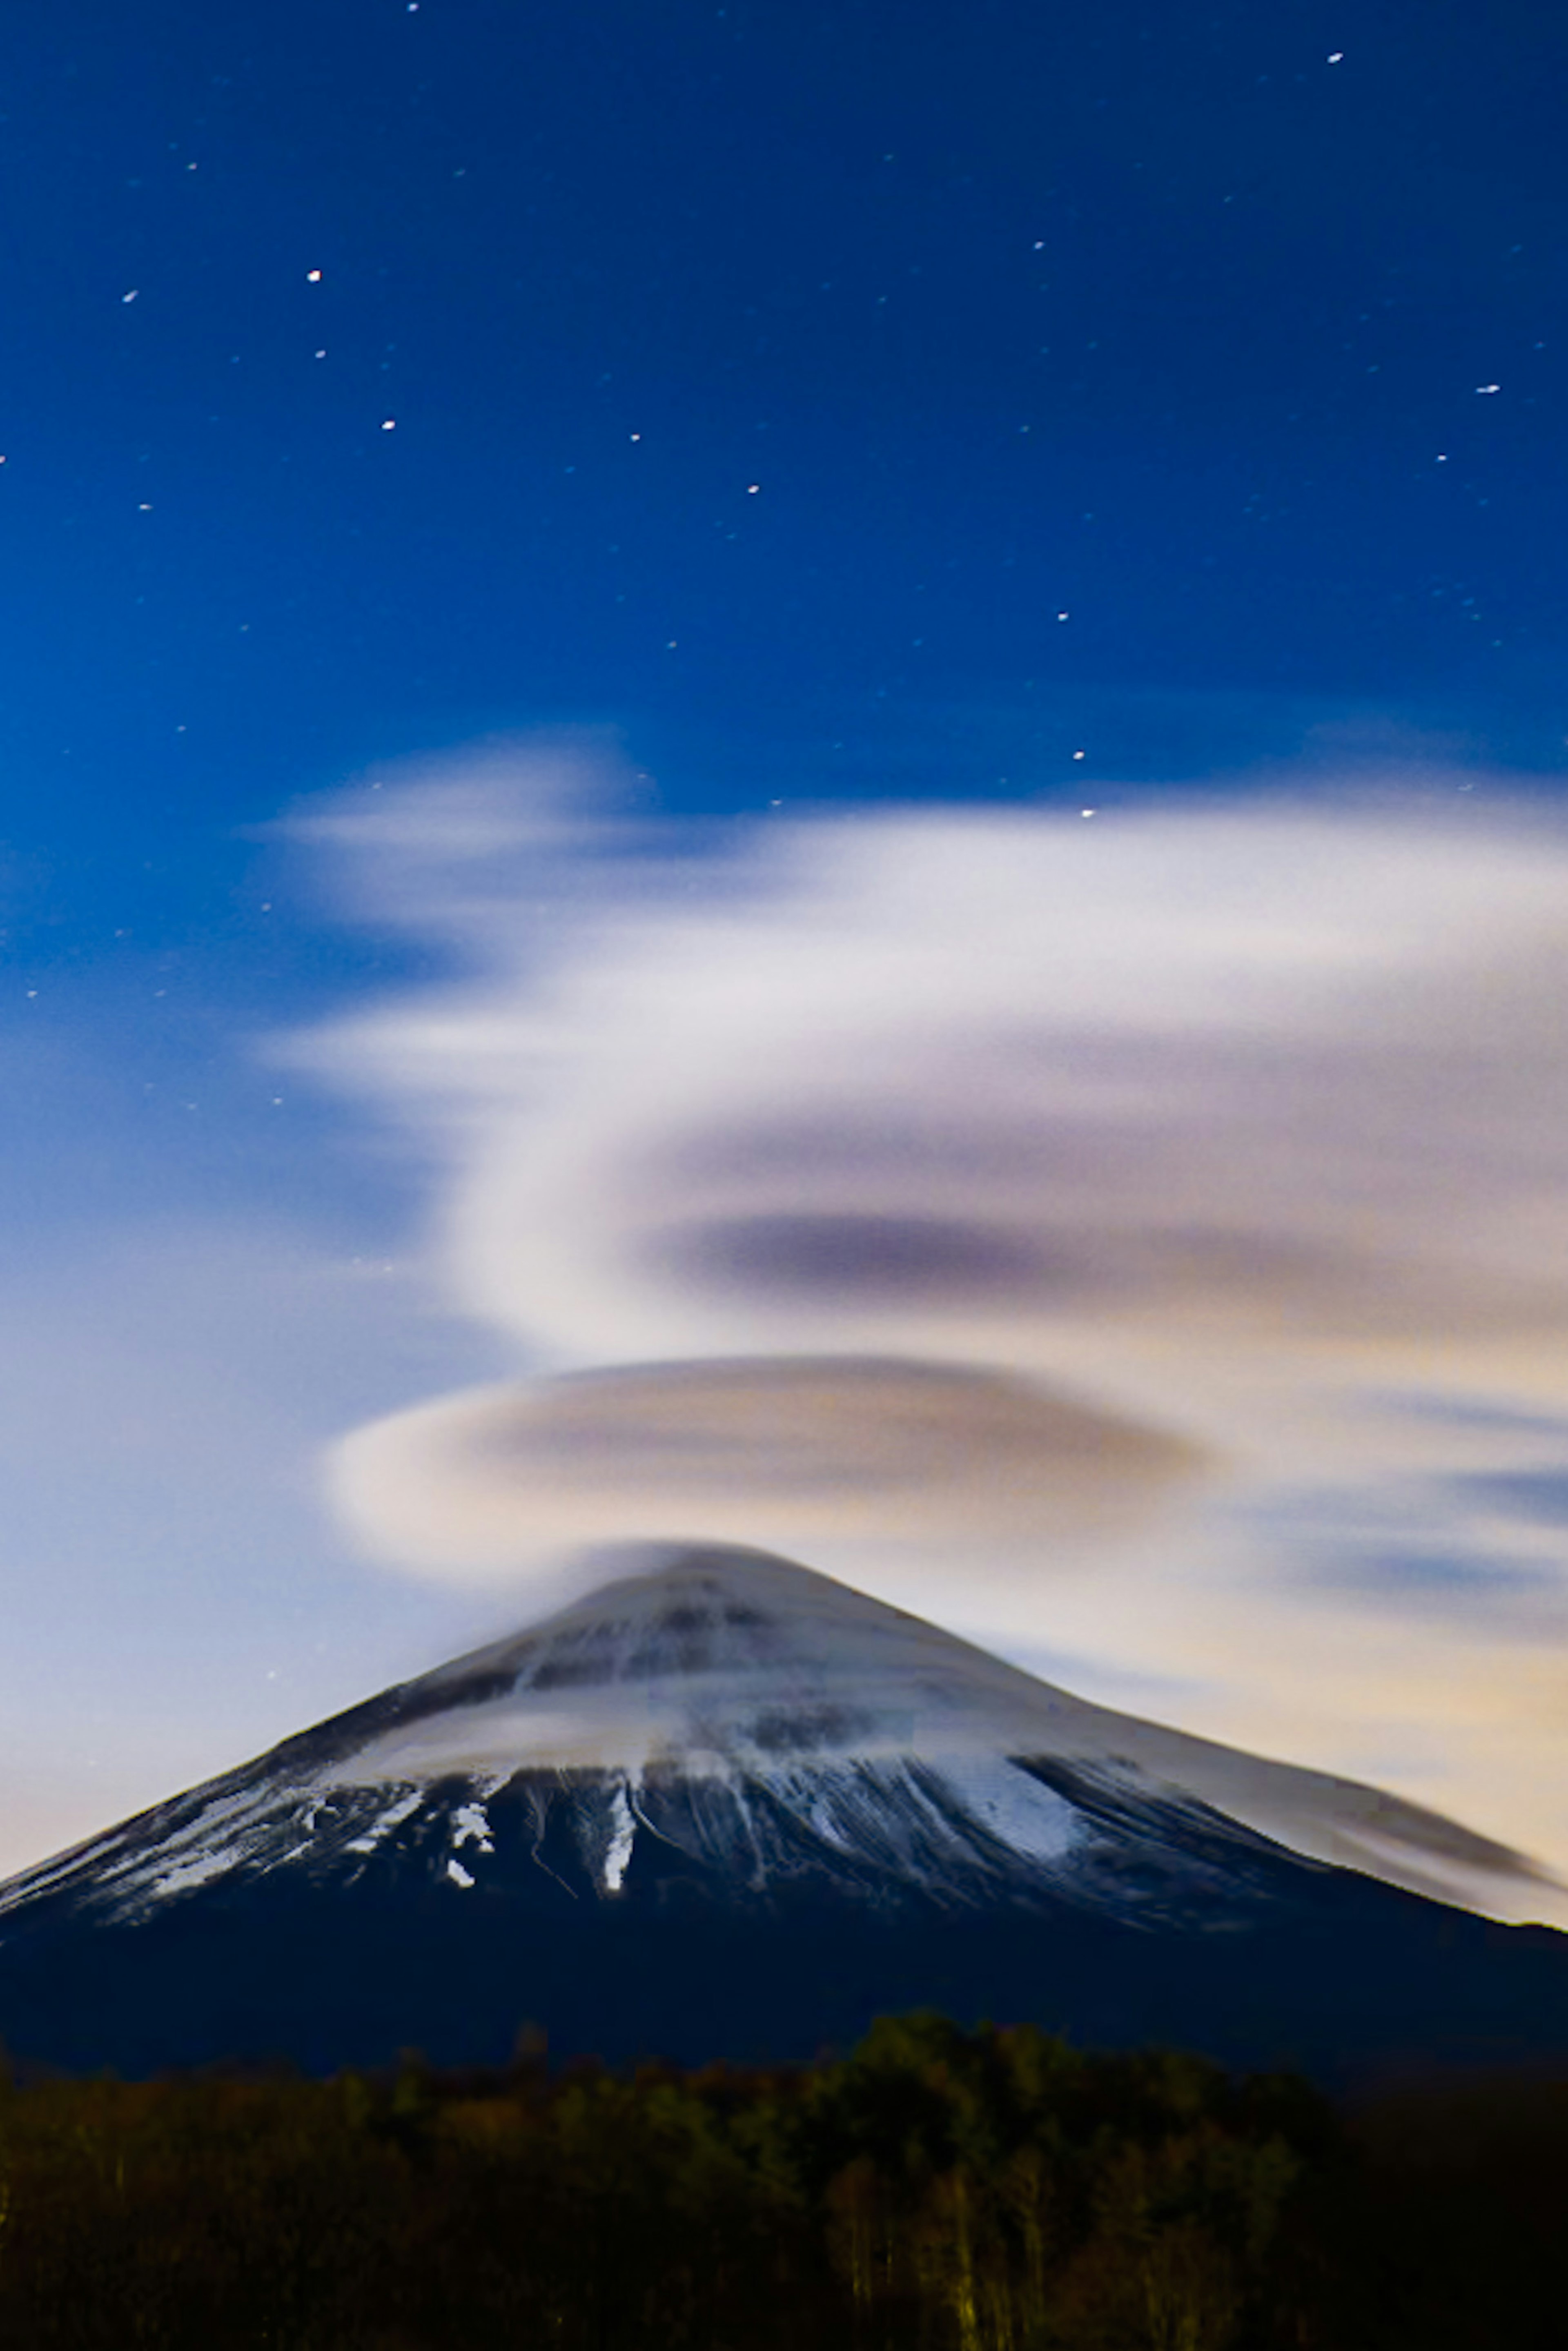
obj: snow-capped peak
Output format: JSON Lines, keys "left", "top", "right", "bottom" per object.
{"left": 305, "top": 1544, "right": 1558, "bottom": 1925}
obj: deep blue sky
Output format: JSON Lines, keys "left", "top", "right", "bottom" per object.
{"left": 5, "top": 0, "right": 1568, "bottom": 955}
{"left": 6, "top": 0, "right": 1568, "bottom": 1876}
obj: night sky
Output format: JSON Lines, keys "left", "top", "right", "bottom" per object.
{"left": 6, "top": 0, "right": 1568, "bottom": 1896}
{"left": 9, "top": 0, "right": 1568, "bottom": 886}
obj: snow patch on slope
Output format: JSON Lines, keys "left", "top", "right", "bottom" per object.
{"left": 345, "top": 1789, "right": 423, "bottom": 1856}
{"left": 932, "top": 1754, "right": 1080, "bottom": 1864}
{"left": 603, "top": 1784, "right": 637, "bottom": 1892}
{"left": 451, "top": 1800, "right": 494, "bottom": 1852}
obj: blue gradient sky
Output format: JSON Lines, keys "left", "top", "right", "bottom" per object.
{"left": 6, "top": 0, "right": 1568, "bottom": 1885}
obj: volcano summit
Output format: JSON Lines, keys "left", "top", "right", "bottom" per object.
{"left": 1, "top": 1547, "right": 1564, "bottom": 2082}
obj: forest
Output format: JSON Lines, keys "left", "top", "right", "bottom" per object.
{"left": 0, "top": 2012, "right": 1561, "bottom": 2348}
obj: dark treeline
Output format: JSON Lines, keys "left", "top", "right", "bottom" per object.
{"left": 0, "top": 2013, "right": 1562, "bottom": 2347}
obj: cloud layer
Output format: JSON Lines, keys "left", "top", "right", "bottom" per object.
{"left": 332, "top": 1354, "right": 1207, "bottom": 1583}
{"left": 291, "top": 748, "right": 1568, "bottom": 1910}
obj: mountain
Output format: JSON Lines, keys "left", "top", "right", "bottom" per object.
{"left": 1, "top": 1545, "right": 1565, "bottom": 2085}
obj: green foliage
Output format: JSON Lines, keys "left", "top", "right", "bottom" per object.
{"left": 0, "top": 2019, "right": 1555, "bottom": 2347}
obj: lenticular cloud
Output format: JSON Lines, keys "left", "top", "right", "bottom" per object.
{"left": 297, "top": 754, "right": 1568, "bottom": 1522}
{"left": 289, "top": 747, "right": 1568, "bottom": 1888}
{"left": 330, "top": 1354, "right": 1207, "bottom": 1582}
